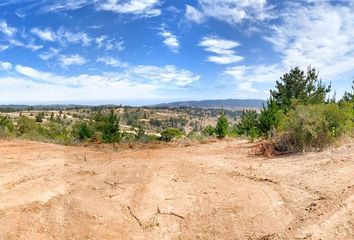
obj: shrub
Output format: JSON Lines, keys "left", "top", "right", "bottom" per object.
{"left": 0, "top": 116, "right": 14, "bottom": 132}
{"left": 135, "top": 124, "right": 146, "bottom": 140}
{"left": 72, "top": 122, "right": 93, "bottom": 141}
{"left": 35, "top": 112, "right": 45, "bottom": 122}
{"left": 160, "top": 128, "right": 183, "bottom": 142}
{"left": 277, "top": 103, "right": 353, "bottom": 151}
{"left": 215, "top": 112, "right": 228, "bottom": 139}
{"left": 102, "top": 109, "right": 123, "bottom": 144}
{"left": 228, "top": 124, "right": 238, "bottom": 138}
{"left": 16, "top": 116, "right": 38, "bottom": 136}
{"left": 202, "top": 125, "right": 215, "bottom": 136}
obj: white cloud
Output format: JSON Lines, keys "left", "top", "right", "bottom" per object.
{"left": 57, "top": 27, "right": 92, "bottom": 46}
{"left": 129, "top": 65, "right": 200, "bottom": 86}
{"left": 224, "top": 64, "right": 282, "bottom": 94}
{"left": 7, "top": 38, "right": 43, "bottom": 51}
{"left": 199, "top": 36, "right": 243, "bottom": 64}
{"left": 0, "top": 20, "right": 16, "bottom": 36}
{"left": 26, "top": 43, "right": 43, "bottom": 51}
{"left": 223, "top": 1, "right": 354, "bottom": 96}
{"left": 185, "top": 5, "right": 204, "bottom": 24}
{"left": 15, "top": 65, "right": 59, "bottom": 84}
{"left": 0, "top": 63, "right": 200, "bottom": 103}
{"left": 31, "top": 27, "right": 94, "bottom": 47}
{"left": 0, "top": 75, "right": 158, "bottom": 103}
{"left": 43, "top": 0, "right": 95, "bottom": 12}
{"left": 95, "top": 35, "right": 109, "bottom": 48}
{"left": 159, "top": 29, "right": 179, "bottom": 53}
{"left": 263, "top": 2, "right": 354, "bottom": 80}
{"left": 44, "top": 0, "right": 162, "bottom": 18}
{"left": 0, "top": 45, "right": 9, "bottom": 51}
{"left": 30, "top": 28, "right": 56, "bottom": 41}
{"left": 39, "top": 48, "right": 60, "bottom": 60}
{"left": 238, "top": 82, "right": 258, "bottom": 93}
{"left": 58, "top": 54, "right": 87, "bottom": 67}
{"left": 97, "top": 0, "right": 161, "bottom": 17}
{"left": 95, "top": 35, "right": 124, "bottom": 51}
{"left": 185, "top": 0, "right": 271, "bottom": 25}
{"left": 97, "top": 56, "right": 127, "bottom": 67}
{"left": 225, "top": 64, "right": 283, "bottom": 83}
{"left": 0, "top": 61, "right": 12, "bottom": 71}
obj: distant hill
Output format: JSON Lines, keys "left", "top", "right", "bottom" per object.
{"left": 152, "top": 99, "right": 266, "bottom": 109}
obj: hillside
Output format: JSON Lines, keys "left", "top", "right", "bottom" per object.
{"left": 0, "top": 139, "right": 353, "bottom": 239}
{"left": 152, "top": 99, "right": 266, "bottom": 109}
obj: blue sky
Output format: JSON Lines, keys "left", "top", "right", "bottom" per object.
{"left": 0, "top": 0, "right": 353, "bottom": 105}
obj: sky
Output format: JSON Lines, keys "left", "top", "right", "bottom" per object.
{"left": 0, "top": 0, "right": 353, "bottom": 105}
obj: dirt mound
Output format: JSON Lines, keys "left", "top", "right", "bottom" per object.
{"left": 0, "top": 139, "right": 353, "bottom": 239}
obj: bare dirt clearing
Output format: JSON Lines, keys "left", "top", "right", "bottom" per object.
{"left": 0, "top": 139, "right": 353, "bottom": 240}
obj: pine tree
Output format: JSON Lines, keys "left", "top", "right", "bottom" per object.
{"left": 271, "top": 66, "right": 331, "bottom": 112}
{"left": 102, "top": 109, "right": 122, "bottom": 144}
{"left": 342, "top": 80, "right": 354, "bottom": 102}
{"left": 215, "top": 111, "right": 228, "bottom": 139}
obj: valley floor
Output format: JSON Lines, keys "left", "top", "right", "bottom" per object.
{"left": 0, "top": 139, "right": 353, "bottom": 239}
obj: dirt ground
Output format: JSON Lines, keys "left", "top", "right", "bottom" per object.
{"left": 0, "top": 139, "right": 353, "bottom": 240}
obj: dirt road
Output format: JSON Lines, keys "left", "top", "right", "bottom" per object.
{"left": 0, "top": 139, "right": 353, "bottom": 239}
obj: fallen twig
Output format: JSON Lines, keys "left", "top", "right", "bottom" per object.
{"left": 157, "top": 207, "right": 184, "bottom": 219}
{"left": 127, "top": 206, "right": 142, "bottom": 226}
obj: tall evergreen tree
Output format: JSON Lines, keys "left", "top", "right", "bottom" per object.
{"left": 271, "top": 66, "right": 331, "bottom": 111}
{"left": 258, "top": 97, "right": 283, "bottom": 137}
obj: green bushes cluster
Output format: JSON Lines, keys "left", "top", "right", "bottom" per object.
{"left": 237, "top": 66, "right": 354, "bottom": 151}
{"left": 278, "top": 103, "right": 353, "bottom": 151}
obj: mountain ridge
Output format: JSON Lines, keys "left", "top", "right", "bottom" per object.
{"left": 151, "top": 99, "right": 266, "bottom": 109}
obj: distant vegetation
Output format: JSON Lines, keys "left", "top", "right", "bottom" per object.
{"left": 235, "top": 66, "right": 354, "bottom": 152}
{"left": 0, "top": 66, "right": 353, "bottom": 153}
{"left": 153, "top": 99, "right": 265, "bottom": 109}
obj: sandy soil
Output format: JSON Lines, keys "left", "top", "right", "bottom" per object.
{"left": 0, "top": 139, "right": 353, "bottom": 240}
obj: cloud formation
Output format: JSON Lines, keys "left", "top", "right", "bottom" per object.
{"left": 159, "top": 28, "right": 179, "bottom": 53}
{"left": 199, "top": 36, "right": 243, "bottom": 64}
{"left": 185, "top": 0, "right": 271, "bottom": 25}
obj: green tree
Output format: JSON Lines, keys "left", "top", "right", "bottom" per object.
{"left": 215, "top": 112, "right": 228, "bottom": 139}
{"left": 342, "top": 80, "right": 354, "bottom": 103}
{"left": 271, "top": 66, "right": 331, "bottom": 111}
{"left": 102, "top": 109, "right": 123, "bottom": 144}
{"left": 135, "top": 124, "right": 146, "bottom": 140}
{"left": 35, "top": 112, "right": 45, "bottom": 122}
{"left": 50, "top": 112, "right": 54, "bottom": 121}
{"left": 72, "top": 122, "right": 93, "bottom": 141}
{"left": 237, "top": 110, "right": 259, "bottom": 138}
{"left": 258, "top": 97, "right": 283, "bottom": 137}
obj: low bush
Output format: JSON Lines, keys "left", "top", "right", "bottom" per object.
{"left": 72, "top": 122, "right": 94, "bottom": 141}
{"left": 202, "top": 125, "right": 215, "bottom": 136}
{"left": 160, "top": 128, "right": 184, "bottom": 142}
{"left": 277, "top": 103, "right": 353, "bottom": 151}
{"left": 16, "top": 116, "right": 38, "bottom": 136}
